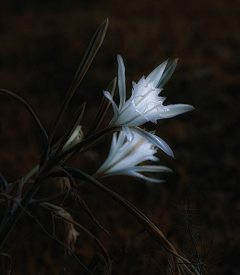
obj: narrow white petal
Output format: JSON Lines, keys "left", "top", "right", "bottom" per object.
{"left": 103, "top": 132, "right": 126, "bottom": 169}
{"left": 102, "top": 170, "right": 165, "bottom": 183}
{"left": 108, "top": 132, "right": 117, "bottom": 158}
{"left": 122, "top": 113, "right": 148, "bottom": 127}
{"left": 103, "top": 90, "right": 119, "bottom": 123}
{"left": 131, "top": 127, "right": 174, "bottom": 158}
{"left": 117, "top": 55, "right": 126, "bottom": 110}
{"left": 110, "top": 165, "right": 172, "bottom": 174}
{"left": 146, "top": 60, "right": 168, "bottom": 88}
{"left": 124, "top": 171, "right": 165, "bottom": 183}
{"left": 159, "top": 104, "right": 194, "bottom": 118}
{"left": 156, "top": 59, "right": 178, "bottom": 88}
{"left": 113, "top": 98, "right": 143, "bottom": 126}
{"left": 122, "top": 124, "right": 133, "bottom": 141}
{"left": 129, "top": 165, "right": 172, "bottom": 172}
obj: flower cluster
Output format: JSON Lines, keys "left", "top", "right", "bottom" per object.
{"left": 98, "top": 55, "right": 194, "bottom": 182}
{"left": 104, "top": 55, "right": 193, "bottom": 138}
{"left": 95, "top": 131, "right": 171, "bottom": 183}
{"left": 0, "top": 20, "right": 196, "bottom": 272}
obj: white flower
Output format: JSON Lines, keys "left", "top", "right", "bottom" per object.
{"left": 95, "top": 131, "right": 172, "bottom": 183}
{"left": 104, "top": 55, "right": 194, "bottom": 155}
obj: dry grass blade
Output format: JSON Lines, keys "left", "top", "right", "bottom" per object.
{"left": 41, "top": 19, "right": 109, "bottom": 166}
{"left": 15, "top": 202, "right": 94, "bottom": 275}
{"left": 0, "top": 89, "right": 48, "bottom": 144}
{"left": 75, "top": 194, "right": 111, "bottom": 236}
{"left": 40, "top": 202, "right": 112, "bottom": 275}
{"left": 66, "top": 168, "right": 201, "bottom": 275}
{"left": 0, "top": 165, "right": 76, "bottom": 249}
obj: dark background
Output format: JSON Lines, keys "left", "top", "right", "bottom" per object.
{"left": 0, "top": 0, "right": 240, "bottom": 274}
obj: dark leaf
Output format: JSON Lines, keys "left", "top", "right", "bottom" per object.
{"left": 0, "top": 173, "right": 8, "bottom": 190}
{"left": 42, "top": 19, "right": 109, "bottom": 166}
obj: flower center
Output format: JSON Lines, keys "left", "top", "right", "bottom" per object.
{"left": 133, "top": 82, "right": 163, "bottom": 115}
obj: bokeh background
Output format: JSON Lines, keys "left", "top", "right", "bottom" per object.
{"left": 0, "top": 0, "right": 240, "bottom": 274}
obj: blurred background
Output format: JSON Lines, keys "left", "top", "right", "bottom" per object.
{"left": 0, "top": 0, "right": 240, "bottom": 274}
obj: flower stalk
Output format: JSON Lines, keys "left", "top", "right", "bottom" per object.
{"left": 0, "top": 18, "right": 196, "bottom": 274}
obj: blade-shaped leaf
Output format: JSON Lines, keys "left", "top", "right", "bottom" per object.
{"left": 40, "top": 202, "right": 112, "bottom": 275}
{"left": 41, "top": 19, "right": 109, "bottom": 166}
{"left": 64, "top": 168, "right": 200, "bottom": 275}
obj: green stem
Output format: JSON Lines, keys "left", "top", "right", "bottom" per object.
{"left": 49, "top": 126, "right": 119, "bottom": 168}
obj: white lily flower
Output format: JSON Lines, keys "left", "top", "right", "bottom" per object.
{"left": 104, "top": 55, "right": 194, "bottom": 156}
{"left": 104, "top": 55, "right": 194, "bottom": 127}
{"left": 95, "top": 131, "right": 172, "bottom": 183}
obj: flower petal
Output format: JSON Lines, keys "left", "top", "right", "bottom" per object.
{"left": 122, "top": 124, "right": 133, "bottom": 141}
{"left": 98, "top": 132, "right": 126, "bottom": 172}
{"left": 103, "top": 90, "right": 119, "bottom": 123}
{"left": 146, "top": 60, "right": 168, "bottom": 88}
{"left": 117, "top": 55, "right": 126, "bottom": 110}
{"left": 123, "top": 171, "right": 166, "bottom": 183}
{"left": 159, "top": 104, "right": 194, "bottom": 118}
{"left": 108, "top": 132, "right": 117, "bottom": 158}
{"left": 131, "top": 127, "right": 174, "bottom": 158}
{"left": 128, "top": 165, "right": 172, "bottom": 172}
{"left": 156, "top": 59, "right": 178, "bottom": 88}
{"left": 108, "top": 165, "right": 171, "bottom": 175}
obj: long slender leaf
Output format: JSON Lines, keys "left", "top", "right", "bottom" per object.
{"left": 0, "top": 89, "right": 48, "bottom": 144}
{"left": 19, "top": 203, "right": 94, "bottom": 275}
{"left": 41, "top": 19, "right": 109, "bottom": 166}
{"left": 0, "top": 165, "right": 76, "bottom": 249}
{"left": 65, "top": 168, "right": 201, "bottom": 275}
{"left": 40, "top": 202, "right": 112, "bottom": 275}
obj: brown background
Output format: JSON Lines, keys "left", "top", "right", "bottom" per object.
{"left": 0, "top": 0, "right": 240, "bottom": 274}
